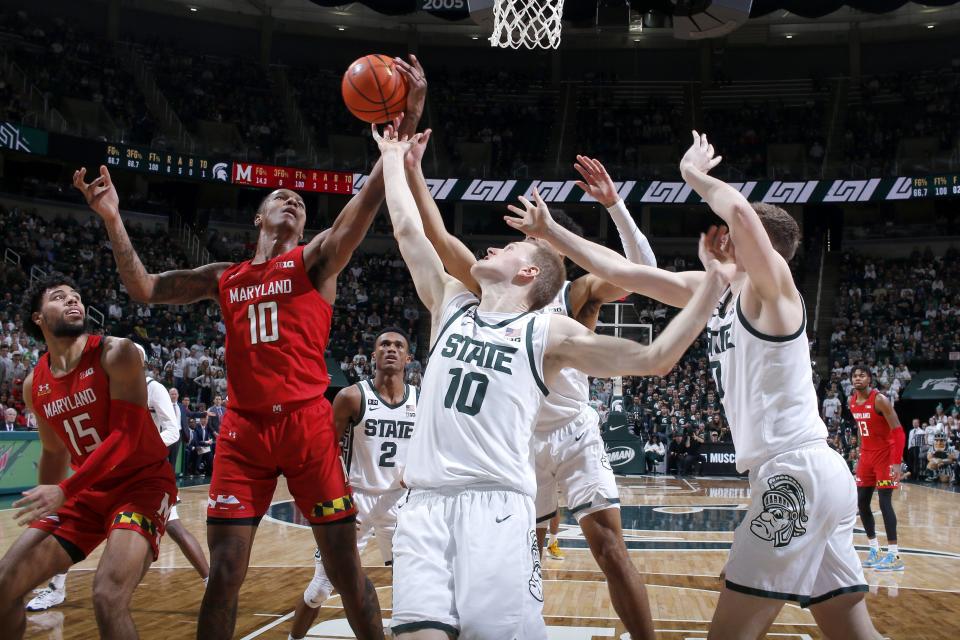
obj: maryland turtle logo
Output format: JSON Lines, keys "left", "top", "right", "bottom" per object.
{"left": 750, "top": 474, "right": 808, "bottom": 547}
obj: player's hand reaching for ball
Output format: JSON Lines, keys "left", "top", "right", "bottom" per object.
{"left": 680, "top": 130, "right": 722, "bottom": 177}
{"left": 393, "top": 54, "right": 427, "bottom": 134}
{"left": 371, "top": 123, "right": 422, "bottom": 155}
{"left": 12, "top": 484, "right": 65, "bottom": 527}
{"left": 73, "top": 165, "right": 120, "bottom": 221}
{"left": 573, "top": 155, "right": 619, "bottom": 208}
{"left": 404, "top": 128, "right": 433, "bottom": 172}
{"left": 698, "top": 225, "right": 737, "bottom": 283}
{"left": 504, "top": 188, "right": 555, "bottom": 239}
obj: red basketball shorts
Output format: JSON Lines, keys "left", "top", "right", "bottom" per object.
{"left": 207, "top": 398, "right": 356, "bottom": 525}
{"left": 31, "top": 459, "right": 176, "bottom": 562}
{"left": 855, "top": 447, "right": 898, "bottom": 489}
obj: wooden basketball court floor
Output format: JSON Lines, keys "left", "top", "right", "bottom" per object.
{"left": 3, "top": 476, "right": 959, "bottom": 639}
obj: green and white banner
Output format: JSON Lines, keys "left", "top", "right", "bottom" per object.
{"left": 0, "top": 121, "right": 48, "bottom": 155}
{"left": 902, "top": 370, "right": 960, "bottom": 400}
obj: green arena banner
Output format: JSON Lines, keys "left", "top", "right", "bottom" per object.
{"left": 0, "top": 432, "right": 41, "bottom": 495}
{"left": 902, "top": 370, "right": 960, "bottom": 400}
{"left": 353, "top": 174, "right": 931, "bottom": 204}
{"left": 0, "top": 121, "right": 48, "bottom": 155}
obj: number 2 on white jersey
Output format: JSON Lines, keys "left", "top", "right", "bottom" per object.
{"left": 247, "top": 301, "right": 279, "bottom": 344}
{"left": 63, "top": 412, "right": 102, "bottom": 456}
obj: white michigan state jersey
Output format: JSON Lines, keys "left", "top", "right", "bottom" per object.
{"left": 404, "top": 291, "right": 551, "bottom": 497}
{"left": 706, "top": 290, "right": 827, "bottom": 473}
{"left": 535, "top": 281, "right": 590, "bottom": 432}
{"left": 345, "top": 379, "right": 417, "bottom": 493}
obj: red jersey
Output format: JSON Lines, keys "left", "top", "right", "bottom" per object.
{"left": 31, "top": 335, "right": 168, "bottom": 484}
{"left": 848, "top": 389, "right": 892, "bottom": 451}
{"left": 218, "top": 244, "right": 332, "bottom": 413}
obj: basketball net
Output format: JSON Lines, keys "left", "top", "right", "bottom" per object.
{"left": 489, "top": 0, "right": 564, "bottom": 50}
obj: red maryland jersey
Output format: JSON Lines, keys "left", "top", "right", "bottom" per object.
{"left": 849, "top": 389, "right": 892, "bottom": 451}
{"left": 31, "top": 335, "right": 168, "bottom": 482}
{"left": 218, "top": 244, "right": 332, "bottom": 413}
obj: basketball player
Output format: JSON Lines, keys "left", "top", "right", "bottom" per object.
{"left": 72, "top": 60, "right": 426, "bottom": 639}
{"left": 372, "top": 125, "right": 732, "bottom": 639}
{"left": 0, "top": 274, "right": 176, "bottom": 639}
{"left": 397, "top": 119, "right": 659, "bottom": 637}
{"left": 849, "top": 365, "right": 905, "bottom": 572}
{"left": 508, "top": 131, "right": 881, "bottom": 639}
{"left": 288, "top": 327, "right": 417, "bottom": 640}
{"left": 25, "top": 343, "right": 209, "bottom": 613}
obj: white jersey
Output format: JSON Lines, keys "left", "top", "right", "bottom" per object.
{"left": 706, "top": 290, "right": 827, "bottom": 473}
{"left": 535, "top": 281, "right": 590, "bottom": 432}
{"left": 346, "top": 379, "right": 417, "bottom": 493}
{"left": 404, "top": 291, "right": 551, "bottom": 497}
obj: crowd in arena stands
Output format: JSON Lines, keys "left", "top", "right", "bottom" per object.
{"left": 0, "top": 11, "right": 158, "bottom": 145}
{"left": 142, "top": 41, "right": 292, "bottom": 160}
{"left": 840, "top": 66, "right": 960, "bottom": 176}
{"left": 829, "top": 248, "right": 960, "bottom": 376}
{"left": 0, "top": 205, "right": 428, "bottom": 443}
{"left": 426, "top": 68, "right": 558, "bottom": 177}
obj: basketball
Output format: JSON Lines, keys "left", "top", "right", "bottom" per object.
{"left": 341, "top": 54, "right": 408, "bottom": 124}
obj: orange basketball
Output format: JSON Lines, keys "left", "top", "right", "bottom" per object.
{"left": 341, "top": 54, "right": 408, "bottom": 124}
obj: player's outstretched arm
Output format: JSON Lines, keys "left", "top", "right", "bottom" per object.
{"left": 506, "top": 189, "right": 703, "bottom": 308}
{"left": 72, "top": 166, "right": 229, "bottom": 304}
{"left": 404, "top": 130, "right": 481, "bottom": 295}
{"left": 332, "top": 384, "right": 361, "bottom": 442}
{"left": 679, "top": 131, "right": 793, "bottom": 303}
{"left": 372, "top": 125, "right": 464, "bottom": 323}
{"left": 544, "top": 232, "right": 734, "bottom": 380}
{"left": 305, "top": 56, "right": 428, "bottom": 295}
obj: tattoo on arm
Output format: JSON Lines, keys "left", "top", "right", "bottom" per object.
{"left": 151, "top": 264, "right": 228, "bottom": 304}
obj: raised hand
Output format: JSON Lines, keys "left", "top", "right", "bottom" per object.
{"left": 405, "top": 128, "right": 433, "bottom": 171}
{"left": 698, "top": 225, "right": 737, "bottom": 282}
{"left": 393, "top": 54, "right": 427, "bottom": 126}
{"left": 573, "top": 155, "right": 619, "bottom": 207}
{"left": 504, "top": 188, "right": 555, "bottom": 239}
{"left": 371, "top": 122, "right": 420, "bottom": 155}
{"left": 680, "top": 130, "right": 723, "bottom": 176}
{"left": 72, "top": 165, "right": 120, "bottom": 221}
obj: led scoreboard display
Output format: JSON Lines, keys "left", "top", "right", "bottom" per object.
{"left": 104, "top": 144, "right": 230, "bottom": 182}
{"left": 231, "top": 163, "right": 353, "bottom": 194}
{"left": 912, "top": 174, "right": 960, "bottom": 198}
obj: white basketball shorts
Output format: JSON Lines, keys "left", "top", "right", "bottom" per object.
{"left": 724, "top": 442, "right": 868, "bottom": 607}
{"left": 391, "top": 487, "right": 546, "bottom": 640}
{"left": 534, "top": 410, "right": 619, "bottom": 524}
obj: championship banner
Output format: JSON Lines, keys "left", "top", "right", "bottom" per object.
{"left": 0, "top": 121, "right": 48, "bottom": 155}
{"left": 902, "top": 370, "right": 960, "bottom": 400}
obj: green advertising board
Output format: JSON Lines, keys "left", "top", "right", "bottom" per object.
{"left": 902, "top": 370, "right": 960, "bottom": 400}
{"left": 0, "top": 432, "right": 41, "bottom": 495}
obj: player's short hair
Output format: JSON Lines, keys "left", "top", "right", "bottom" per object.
{"left": 549, "top": 210, "right": 583, "bottom": 238}
{"left": 851, "top": 364, "right": 872, "bottom": 379}
{"left": 750, "top": 202, "right": 800, "bottom": 262}
{"left": 528, "top": 243, "right": 566, "bottom": 311}
{"left": 374, "top": 326, "right": 411, "bottom": 350}
{"left": 22, "top": 273, "right": 81, "bottom": 342}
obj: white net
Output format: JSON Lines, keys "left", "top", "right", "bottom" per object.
{"left": 489, "top": 0, "right": 565, "bottom": 50}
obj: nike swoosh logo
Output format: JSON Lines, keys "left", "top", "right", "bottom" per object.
{"left": 607, "top": 424, "right": 626, "bottom": 431}
{"left": 575, "top": 432, "right": 585, "bottom": 441}
{"left": 495, "top": 515, "right": 513, "bottom": 523}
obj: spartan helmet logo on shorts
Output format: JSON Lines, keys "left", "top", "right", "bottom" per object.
{"left": 749, "top": 474, "right": 808, "bottom": 548}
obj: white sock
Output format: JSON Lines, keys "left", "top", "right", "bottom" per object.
{"left": 888, "top": 544, "right": 898, "bottom": 556}
{"left": 868, "top": 538, "right": 879, "bottom": 551}
{"left": 203, "top": 577, "right": 209, "bottom": 585}
{"left": 546, "top": 532, "right": 558, "bottom": 547}
{"left": 50, "top": 573, "right": 67, "bottom": 591}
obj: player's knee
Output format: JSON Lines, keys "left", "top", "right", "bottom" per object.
{"left": 856, "top": 488, "right": 873, "bottom": 512}
{"left": 92, "top": 571, "right": 130, "bottom": 614}
{"left": 587, "top": 523, "right": 629, "bottom": 573}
